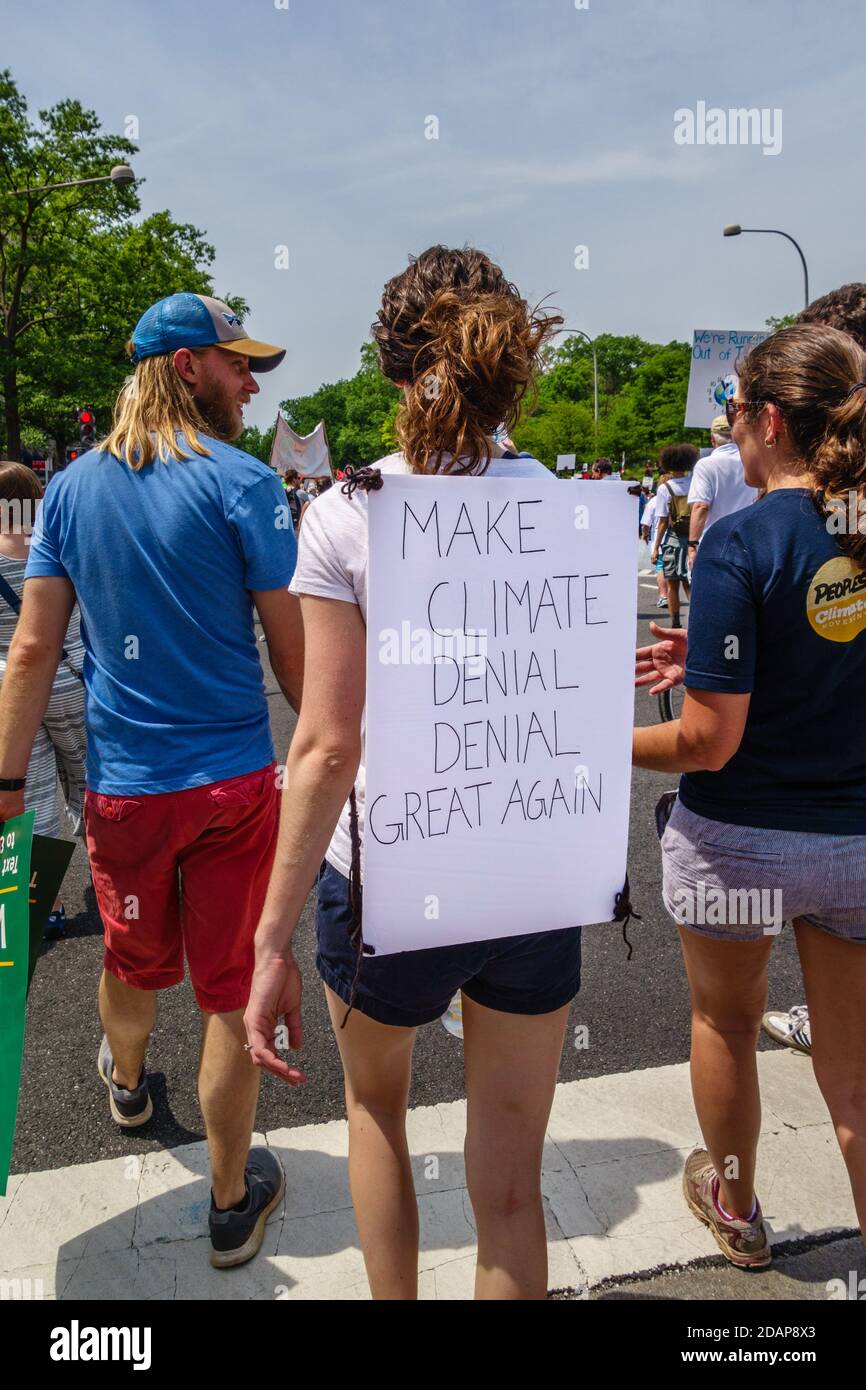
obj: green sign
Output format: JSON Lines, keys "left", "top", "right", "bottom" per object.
{"left": 0, "top": 811, "right": 35, "bottom": 1198}
{"left": 0, "top": 816, "right": 75, "bottom": 1196}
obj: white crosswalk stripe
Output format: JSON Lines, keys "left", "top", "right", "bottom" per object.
{"left": 0, "top": 1051, "right": 855, "bottom": 1300}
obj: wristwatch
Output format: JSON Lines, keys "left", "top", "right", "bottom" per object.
{"left": 0, "top": 778, "right": 26, "bottom": 791}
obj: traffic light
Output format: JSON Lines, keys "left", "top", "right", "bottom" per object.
{"left": 77, "top": 407, "right": 96, "bottom": 449}
{"left": 65, "top": 446, "right": 80, "bottom": 465}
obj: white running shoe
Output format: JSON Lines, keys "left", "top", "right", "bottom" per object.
{"left": 762, "top": 1004, "right": 811, "bottom": 1055}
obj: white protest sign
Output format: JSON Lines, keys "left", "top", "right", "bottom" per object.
{"left": 556, "top": 454, "right": 576, "bottom": 473}
{"left": 269, "top": 416, "right": 333, "bottom": 478}
{"left": 684, "top": 328, "right": 770, "bottom": 428}
{"left": 363, "top": 475, "right": 637, "bottom": 956}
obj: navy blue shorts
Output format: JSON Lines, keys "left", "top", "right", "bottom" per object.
{"left": 315, "top": 861, "right": 582, "bottom": 1028}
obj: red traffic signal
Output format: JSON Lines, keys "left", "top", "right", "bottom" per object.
{"left": 76, "top": 407, "right": 96, "bottom": 448}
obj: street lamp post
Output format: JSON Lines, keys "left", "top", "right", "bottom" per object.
{"left": 558, "top": 327, "right": 599, "bottom": 429}
{"left": 10, "top": 165, "right": 136, "bottom": 197}
{"left": 722, "top": 224, "right": 810, "bottom": 309}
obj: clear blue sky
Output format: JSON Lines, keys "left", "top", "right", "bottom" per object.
{"left": 4, "top": 0, "right": 864, "bottom": 429}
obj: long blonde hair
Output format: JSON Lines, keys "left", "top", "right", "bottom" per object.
{"left": 101, "top": 344, "right": 213, "bottom": 469}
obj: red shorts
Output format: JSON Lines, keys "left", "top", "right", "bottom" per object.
{"left": 85, "top": 764, "right": 279, "bottom": 1013}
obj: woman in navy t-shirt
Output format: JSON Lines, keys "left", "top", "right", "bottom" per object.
{"left": 634, "top": 324, "right": 866, "bottom": 1269}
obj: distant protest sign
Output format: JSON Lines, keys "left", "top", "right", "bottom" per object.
{"left": 363, "top": 475, "right": 637, "bottom": 956}
{"left": 685, "top": 328, "right": 770, "bottom": 428}
{"left": 269, "top": 415, "right": 332, "bottom": 479}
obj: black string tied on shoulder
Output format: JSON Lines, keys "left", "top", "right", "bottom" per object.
{"left": 613, "top": 872, "right": 641, "bottom": 961}
{"left": 341, "top": 465, "right": 384, "bottom": 498}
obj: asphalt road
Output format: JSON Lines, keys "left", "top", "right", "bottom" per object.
{"left": 11, "top": 578, "right": 808, "bottom": 1176}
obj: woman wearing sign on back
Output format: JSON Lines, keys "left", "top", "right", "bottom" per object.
{"left": 244, "top": 248, "right": 580, "bottom": 1299}
{"left": 634, "top": 324, "right": 866, "bottom": 1266}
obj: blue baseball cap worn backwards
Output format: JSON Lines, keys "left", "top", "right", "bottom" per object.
{"left": 131, "top": 293, "right": 285, "bottom": 372}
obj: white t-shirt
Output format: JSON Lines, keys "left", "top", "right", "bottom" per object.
{"left": 642, "top": 494, "right": 658, "bottom": 541}
{"left": 654, "top": 476, "right": 691, "bottom": 544}
{"left": 290, "top": 448, "right": 552, "bottom": 879}
{"left": 687, "top": 443, "right": 757, "bottom": 534}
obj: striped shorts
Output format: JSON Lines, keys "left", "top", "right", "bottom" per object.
{"left": 661, "top": 799, "right": 866, "bottom": 943}
{"left": 11, "top": 662, "right": 87, "bottom": 839}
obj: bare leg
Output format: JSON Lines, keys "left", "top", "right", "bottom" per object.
{"left": 462, "top": 994, "right": 570, "bottom": 1299}
{"left": 794, "top": 918, "right": 866, "bottom": 1239}
{"left": 98, "top": 969, "right": 156, "bottom": 1089}
{"left": 677, "top": 926, "right": 774, "bottom": 1218}
{"left": 198, "top": 1008, "right": 260, "bottom": 1210}
{"left": 324, "top": 984, "right": 418, "bottom": 1299}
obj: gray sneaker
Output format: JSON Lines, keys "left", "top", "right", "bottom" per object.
{"left": 209, "top": 1147, "right": 285, "bottom": 1269}
{"left": 97, "top": 1035, "right": 153, "bottom": 1127}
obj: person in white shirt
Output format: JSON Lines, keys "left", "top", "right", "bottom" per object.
{"left": 244, "top": 244, "right": 582, "bottom": 1301}
{"left": 652, "top": 445, "right": 697, "bottom": 628}
{"left": 640, "top": 486, "right": 669, "bottom": 608}
{"left": 687, "top": 415, "right": 758, "bottom": 569}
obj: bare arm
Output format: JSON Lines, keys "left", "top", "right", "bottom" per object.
{"left": 257, "top": 593, "right": 365, "bottom": 950}
{"left": 632, "top": 687, "right": 750, "bottom": 773}
{"left": 244, "top": 593, "right": 366, "bottom": 1081}
{"left": 689, "top": 501, "right": 710, "bottom": 547}
{"left": 652, "top": 514, "right": 669, "bottom": 559}
{"left": 252, "top": 587, "right": 304, "bottom": 712}
{"left": 0, "top": 577, "right": 74, "bottom": 816}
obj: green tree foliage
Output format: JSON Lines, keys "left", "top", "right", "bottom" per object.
{"left": 281, "top": 341, "right": 400, "bottom": 470}
{"left": 280, "top": 331, "right": 706, "bottom": 475}
{"left": 236, "top": 423, "right": 275, "bottom": 464}
{"left": 516, "top": 333, "right": 705, "bottom": 470}
{"left": 0, "top": 71, "right": 241, "bottom": 458}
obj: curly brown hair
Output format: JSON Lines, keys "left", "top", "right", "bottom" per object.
{"left": 737, "top": 323, "right": 866, "bottom": 564}
{"left": 371, "top": 245, "right": 562, "bottom": 474}
{"left": 797, "top": 283, "right": 866, "bottom": 350}
{"left": 657, "top": 443, "right": 698, "bottom": 473}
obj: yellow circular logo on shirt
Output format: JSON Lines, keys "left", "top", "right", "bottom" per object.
{"left": 806, "top": 556, "right": 866, "bottom": 642}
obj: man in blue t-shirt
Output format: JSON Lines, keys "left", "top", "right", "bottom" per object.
{"left": 0, "top": 293, "right": 301, "bottom": 1269}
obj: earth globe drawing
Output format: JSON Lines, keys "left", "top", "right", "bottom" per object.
{"left": 711, "top": 374, "right": 738, "bottom": 408}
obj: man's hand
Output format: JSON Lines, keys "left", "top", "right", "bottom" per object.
{"left": 650, "top": 547, "right": 659, "bottom": 566}
{"left": 635, "top": 621, "right": 688, "bottom": 694}
{"left": 0, "top": 790, "right": 26, "bottom": 824}
{"left": 243, "top": 951, "right": 306, "bottom": 1086}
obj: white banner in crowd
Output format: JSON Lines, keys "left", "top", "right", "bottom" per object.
{"left": 269, "top": 415, "right": 333, "bottom": 478}
{"left": 363, "top": 475, "right": 638, "bottom": 955}
{"left": 684, "top": 328, "right": 770, "bottom": 428}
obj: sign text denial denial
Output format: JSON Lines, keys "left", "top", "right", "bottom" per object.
{"left": 364, "top": 476, "right": 637, "bottom": 955}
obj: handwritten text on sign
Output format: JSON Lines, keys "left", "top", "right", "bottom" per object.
{"left": 363, "top": 475, "right": 637, "bottom": 955}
